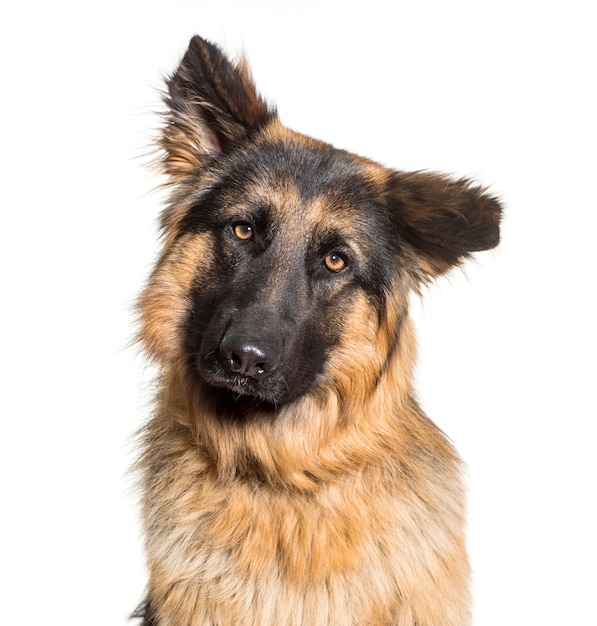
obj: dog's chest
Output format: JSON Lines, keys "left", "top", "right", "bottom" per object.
{"left": 147, "top": 470, "right": 411, "bottom": 624}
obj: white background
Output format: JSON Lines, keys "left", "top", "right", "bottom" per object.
{"left": 1, "top": 1, "right": 595, "bottom": 624}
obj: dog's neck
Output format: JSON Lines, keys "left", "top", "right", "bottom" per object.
{"left": 149, "top": 316, "right": 423, "bottom": 492}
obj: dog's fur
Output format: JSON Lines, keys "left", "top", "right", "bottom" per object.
{"left": 134, "top": 36, "right": 501, "bottom": 625}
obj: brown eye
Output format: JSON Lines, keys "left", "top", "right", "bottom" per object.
{"left": 324, "top": 252, "right": 346, "bottom": 272}
{"left": 233, "top": 223, "right": 254, "bottom": 240}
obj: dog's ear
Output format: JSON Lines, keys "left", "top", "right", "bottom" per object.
{"left": 387, "top": 171, "right": 502, "bottom": 278}
{"left": 160, "top": 36, "right": 276, "bottom": 181}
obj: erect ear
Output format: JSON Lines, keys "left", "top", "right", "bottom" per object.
{"left": 387, "top": 171, "right": 502, "bottom": 278}
{"left": 160, "top": 35, "right": 276, "bottom": 181}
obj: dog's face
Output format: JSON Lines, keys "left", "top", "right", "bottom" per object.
{"left": 139, "top": 36, "right": 501, "bottom": 413}
{"left": 180, "top": 137, "right": 406, "bottom": 406}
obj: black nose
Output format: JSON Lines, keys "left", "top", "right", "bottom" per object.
{"left": 219, "top": 333, "right": 280, "bottom": 379}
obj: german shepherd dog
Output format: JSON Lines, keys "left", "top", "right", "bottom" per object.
{"left": 134, "top": 36, "right": 501, "bottom": 625}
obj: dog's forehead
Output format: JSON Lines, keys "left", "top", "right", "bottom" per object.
{"left": 221, "top": 129, "right": 390, "bottom": 227}
{"left": 218, "top": 168, "right": 381, "bottom": 246}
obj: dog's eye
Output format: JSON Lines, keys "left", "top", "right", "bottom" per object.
{"left": 324, "top": 252, "right": 347, "bottom": 273}
{"left": 232, "top": 223, "right": 254, "bottom": 241}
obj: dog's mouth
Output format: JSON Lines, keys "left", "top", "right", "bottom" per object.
{"left": 195, "top": 354, "right": 289, "bottom": 408}
{"left": 207, "top": 370, "right": 281, "bottom": 403}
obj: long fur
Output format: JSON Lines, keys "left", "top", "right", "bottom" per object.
{"left": 134, "top": 36, "right": 501, "bottom": 625}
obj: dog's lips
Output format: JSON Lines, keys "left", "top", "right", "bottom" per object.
{"left": 215, "top": 378, "right": 283, "bottom": 407}
{"left": 211, "top": 373, "right": 255, "bottom": 396}
{"left": 197, "top": 359, "right": 286, "bottom": 405}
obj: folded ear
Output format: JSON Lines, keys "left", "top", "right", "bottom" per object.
{"left": 160, "top": 36, "right": 276, "bottom": 181}
{"left": 387, "top": 171, "right": 502, "bottom": 277}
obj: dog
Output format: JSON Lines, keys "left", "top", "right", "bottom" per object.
{"left": 133, "top": 35, "right": 501, "bottom": 625}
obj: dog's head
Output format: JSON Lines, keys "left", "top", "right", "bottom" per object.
{"left": 139, "top": 36, "right": 501, "bottom": 411}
